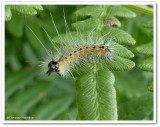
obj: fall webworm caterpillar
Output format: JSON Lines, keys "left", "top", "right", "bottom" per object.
{"left": 27, "top": 7, "right": 132, "bottom": 78}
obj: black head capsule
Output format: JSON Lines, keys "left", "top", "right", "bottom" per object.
{"left": 46, "top": 60, "right": 59, "bottom": 76}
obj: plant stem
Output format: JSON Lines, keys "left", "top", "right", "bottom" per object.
{"left": 123, "top": 5, "right": 153, "bottom": 16}
{"left": 96, "top": 5, "right": 108, "bottom": 33}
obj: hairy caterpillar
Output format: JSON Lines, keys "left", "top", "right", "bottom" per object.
{"left": 46, "top": 39, "right": 113, "bottom": 77}
{"left": 37, "top": 28, "right": 115, "bottom": 77}
{"left": 27, "top": 9, "right": 129, "bottom": 77}
{"left": 47, "top": 45, "right": 111, "bottom": 76}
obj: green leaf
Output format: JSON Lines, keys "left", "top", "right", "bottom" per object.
{"left": 5, "top": 6, "right": 12, "bottom": 21}
{"left": 102, "top": 27, "right": 136, "bottom": 46}
{"left": 7, "top": 80, "right": 53, "bottom": 114}
{"left": 74, "top": 5, "right": 104, "bottom": 18}
{"left": 72, "top": 18, "right": 100, "bottom": 31}
{"left": 11, "top": 5, "right": 37, "bottom": 16}
{"left": 74, "top": 5, "right": 136, "bottom": 19}
{"left": 23, "top": 43, "right": 38, "bottom": 62}
{"left": 57, "top": 107, "right": 78, "bottom": 120}
{"left": 72, "top": 5, "right": 136, "bottom": 31}
{"left": 5, "top": 69, "right": 36, "bottom": 99}
{"left": 71, "top": 5, "right": 104, "bottom": 31}
{"left": 9, "top": 55, "right": 22, "bottom": 70}
{"left": 138, "top": 57, "right": 153, "bottom": 72}
{"left": 135, "top": 42, "right": 153, "bottom": 56}
{"left": 142, "top": 20, "right": 153, "bottom": 28}
{"left": 6, "top": 13, "right": 25, "bottom": 37}
{"left": 118, "top": 92, "right": 153, "bottom": 120}
{"left": 25, "top": 24, "right": 46, "bottom": 51}
{"left": 114, "top": 71, "right": 147, "bottom": 100}
{"left": 5, "top": 5, "right": 43, "bottom": 21}
{"left": 76, "top": 65, "right": 117, "bottom": 120}
{"left": 112, "top": 42, "right": 134, "bottom": 58}
{"left": 124, "top": 5, "right": 153, "bottom": 16}
{"left": 30, "top": 5, "right": 43, "bottom": 11}
{"left": 108, "top": 6, "right": 136, "bottom": 18}
{"left": 105, "top": 55, "right": 135, "bottom": 71}
{"left": 32, "top": 95, "right": 74, "bottom": 120}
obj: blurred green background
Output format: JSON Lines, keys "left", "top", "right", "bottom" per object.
{"left": 5, "top": 5, "right": 153, "bottom": 120}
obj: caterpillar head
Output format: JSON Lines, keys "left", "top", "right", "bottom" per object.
{"left": 46, "top": 60, "right": 59, "bottom": 76}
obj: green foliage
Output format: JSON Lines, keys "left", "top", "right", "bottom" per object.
{"left": 114, "top": 71, "right": 153, "bottom": 120}
{"left": 134, "top": 16, "right": 153, "bottom": 92}
{"left": 72, "top": 5, "right": 136, "bottom": 30}
{"left": 111, "top": 42, "right": 134, "bottom": 58}
{"left": 101, "top": 27, "right": 136, "bottom": 46}
{"left": 70, "top": 5, "right": 138, "bottom": 120}
{"left": 5, "top": 69, "right": 36, "bottom": 99}
{"left": 136, "top": 42, "right": 153, "bottom": 56}
{"left": 71, "top": 5, "right": 136, "bottom": 71}
{"left": 124, "top": 5, "right": 153, "bottom": 16}
{"left": 5, "top": 6, "right": 12, "bottom": 21}
{"left": 32, "top": 94, "right": 74, "bottom": 120}
{"left": 147, "top": 79, "right": 153, "bottom": 92}
{"left": 108, "top": 6, "right": 136, "bottom": 18}
{"left": 5, "top": 69, "right": 76, "bottom": 120}
{"left": 118, "top": 92, "right": 153, "bottom": 120}
{"left": 138, "top": 57, "right": 153, "bottom": 72}
{"left": 5, "top": 5, "right": 154, "bottom": 121}
{"left": 105, "top": 56, "right": 135, "bottom": 71}
{"left": 76, "top": 65, "right": 117, "bottom": 120}
{"left": 5, "top": 5, "right": 43, "bottom": 21}
{"left": 6, "top": 13, "right": 25, "bottom": 37}
{"left": 135, "top": 42, "right": 153, "bottom": 56}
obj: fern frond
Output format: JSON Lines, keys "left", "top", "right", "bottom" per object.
{"left": 76, "top": 66, "right": 117, "bottom": 120}
{"left": 102, "top": 27, "right": 136, "bottom": 46}
{"left": 135, "top": 42, "right": 153, "bottom": 56}
{"left": 74, "top": 5, "right": 103, "bottom": 18}
{"left": 72, "top": 18, "right": 100, "bottom": 31}
{"left": 108, "top": 6, "right": 136, "bottom": 18}
{"left": 135, "top": 16, "right": 153, "bottom": 92}
{"left": 138, "top": 57, "right": 153, "bottom": 72}
{"left": 111, "top": 41, "right": 134, "bottom": 59}
{"left": 72, "top": 5, "right": 136, "bottom": 30}
{"left": 11, "top": 5, "right": 37, "bottom": 15}
{"left": 29, "top": 5, "right": 43, "bottom": 11}
{"left": 5, "top": 5, "right": 43, "bottom": 21}
{"left": 105, "top": 56, "right": 135, "bottom": 71}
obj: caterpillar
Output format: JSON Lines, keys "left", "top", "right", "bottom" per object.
{"left": 37, "top": 29, "right": 115, "bottom": 77}
{"left": 46, "top": 44, "right": 112, "bottom": 77}
{"left": 27, "top": 10, "right": 123, "bottom": 78}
